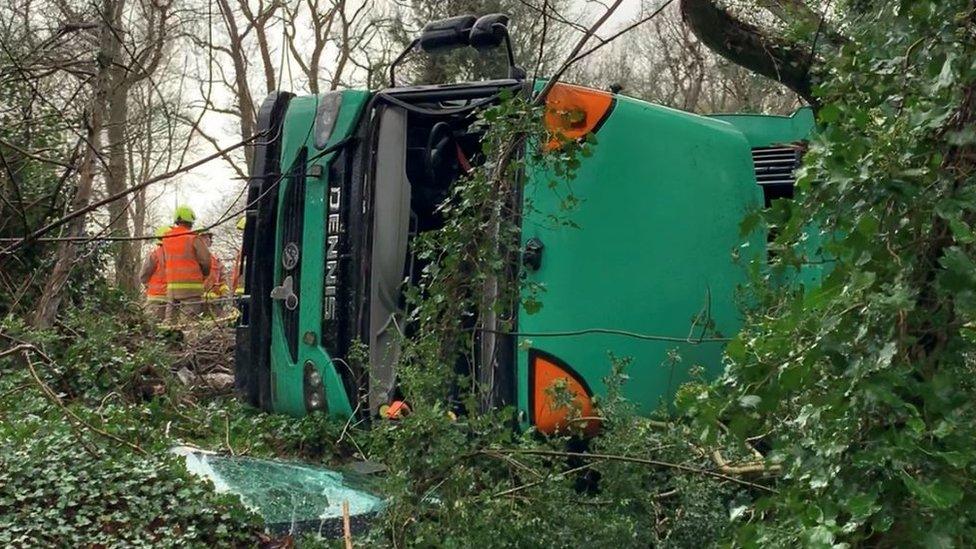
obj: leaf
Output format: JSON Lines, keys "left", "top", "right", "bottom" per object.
{"left": 522, "top": 296, "right": 543, "bottom": 315}
{"left": 935, "top": 53, "right": 956, "bottom": 90}
{"left": 738, "top": 395, "right": 761, "bottom": 409}
{"left": 899, "top": 471, "right": 964, "bottom": 510}
{"left": 819, "top": 103, "right": 841, "bottom": 124}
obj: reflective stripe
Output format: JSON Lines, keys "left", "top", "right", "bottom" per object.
{"left": 168, "top": 282, "right": 205, "bottom": 290}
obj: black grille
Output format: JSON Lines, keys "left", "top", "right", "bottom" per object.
{"left": 280, "top": 147, "right": 307, "bottom": 362}
{"left": 752, "top": 146, "right": 801, "bottom": 207}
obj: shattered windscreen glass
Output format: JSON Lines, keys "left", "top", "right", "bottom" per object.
{"left": 176, "top": 448, "right": 384, "bottom": 535}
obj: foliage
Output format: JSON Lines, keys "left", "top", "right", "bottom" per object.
{"left": 0, "top": 429, "right": 256, "bottom": 547}
{"left": 685, "top": 1, "right": 976, "bottom": 545}
{"left": 0, "top": 289, "right": 366, "bottom": 545}
{"left": 362, "top": 373, "right": 738, "bottom": 548}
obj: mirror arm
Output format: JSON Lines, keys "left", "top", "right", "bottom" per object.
{"left": 389, "top": 38, "right": 419, "bottom": 87}
{"left": 499, "top": 29, "right": 520, "bottom": 79}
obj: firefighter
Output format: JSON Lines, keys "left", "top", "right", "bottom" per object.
{"left": 163, "top": 205, "right": 211, "bottom": 323}
{"left": 139, "top": 226, "right": 171, "bottom": 321}
{"left": 200, "top": 231, "right": 228, "bottom": 316}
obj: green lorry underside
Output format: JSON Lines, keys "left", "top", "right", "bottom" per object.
{"left": 267, "top": 86, "right": 815, "bottom": 420}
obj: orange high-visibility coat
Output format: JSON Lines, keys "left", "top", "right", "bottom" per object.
{"left": 162, "top": 225, "right": 205, "bottom": 293}
{"left": 204, "top": 255, "right": 227, "bottom": 298}
{"left": 146, "top": 246, "right": 167, "bottom": 301}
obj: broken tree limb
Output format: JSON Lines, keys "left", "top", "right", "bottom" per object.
{"left": 484, "top": 448, "right": 778, "bottom": 492}
{"left": 679, "top": 0, "right": 817, "bottom": 106}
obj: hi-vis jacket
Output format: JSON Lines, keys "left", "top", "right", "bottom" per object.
{"left": 162, "top": 225, "right": 211, "bottom": 298}
{"left": 140, "top": 246, "right": 168, "bottom": 302}
{"left": 204, "top": 255, "right": 229, "bottom": 299}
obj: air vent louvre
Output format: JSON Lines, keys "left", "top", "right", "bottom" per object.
{"left": 752, "top": 145, "right": 802, "bottom": 206}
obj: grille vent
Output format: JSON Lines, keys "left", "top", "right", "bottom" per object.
{"left": 280, "top": 147, "right": 307, "bottom": 362}
{"left": 752, "top": 145, "right": 801, "bottom": 206}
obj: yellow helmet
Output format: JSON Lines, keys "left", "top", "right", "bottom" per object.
{"left": 154, "top": 225, "right": 170, "bottom": 244}
{"left": 174, "top": 205, "right": 196, "bottom": 225}
{"left": 236, "top": 216, "right": 247, "bottom": 231}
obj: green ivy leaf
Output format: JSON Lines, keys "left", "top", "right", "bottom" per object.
{"left": 898, "top": 471, "right": 964, "bottom": 510}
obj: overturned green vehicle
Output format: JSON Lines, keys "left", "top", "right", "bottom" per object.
{"left": 233, "top": 14, "right": 816, "bottom": 433}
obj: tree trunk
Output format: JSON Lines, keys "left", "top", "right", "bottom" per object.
{"left": 34, "top": 1, "right": 114, "bottom": 327}
{"left": 679, "top": 0, "right": 816, "bottom": 106}
{"left": 105, "top": 80, "right": 139, "bottom": 293}
{"left": 217, "top": 0, "right": 257, "bottom": 168}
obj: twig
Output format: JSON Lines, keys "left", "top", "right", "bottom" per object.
{"left": 224, "top": 413, "right": 236, "bottom": 456}
{"left": 343, "top": 500, "right": 353, "bottom": 549}
{"left": 492, "top": 460, "right": 600, "bottom": 498}
{"left": 0, "top": 343, "right": 34, "bottom": 360}
{"left": 0, "top": 131, "right": 266, "bottom": 256}
{"left": 534, "top": 0, "right": 626, "bottom": 105}
{"left": 709, "top": 449, "right": 780, "bottom": 476}
{"left": 567, "top": 1, "right": 675, "bottom": 69}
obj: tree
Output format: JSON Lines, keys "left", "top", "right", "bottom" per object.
{"left": 576, "top": 1, "right": 802, "bottom": 114}
{"left": 32, "top": 1, "right": 115, "bottom": 328}
{"left": 681, "top": 0, "right": 976, "bottom": 544}
{"left": 101, "top": 0, "right": 173, "bottom": 293}
{"left": 678, "top": 0, "right": 836, "bottom": 106}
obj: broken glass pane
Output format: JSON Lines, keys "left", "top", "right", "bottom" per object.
{"left": 175, "top": 447, "right": 384, "bottom": 536}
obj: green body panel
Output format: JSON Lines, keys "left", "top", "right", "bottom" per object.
{"left": 270, "top": 90, "right": 369, "bottom": 417}
{"left": 518, "top": 98, "right": 765, "bottom": 417}
{"left": 709, "top": 107, "right": 815, "bottom": 148}
{"left": 712, "top": 107, "right": 824, "bottom": 290}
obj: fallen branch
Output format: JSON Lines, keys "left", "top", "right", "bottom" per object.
{"left": 492, "top": 460, "right": 602, "bottom": 498}
{"left": 710, "top": 449, "right": 781, "bottom": 476}
{"left": 20, "top": 346, "right": 148, "bottom": 456}
{"left": 484, "top": 448, "right": 777, "bottom": 493}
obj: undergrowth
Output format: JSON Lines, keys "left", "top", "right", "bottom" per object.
{"left": 0, "top": 287, "right": 359, "bottom": 546}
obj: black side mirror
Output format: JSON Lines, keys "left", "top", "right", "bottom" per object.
{"left": 389, "top": 13, "right": 524, "bottom": 86}
{"left": 468, "top": 14, "right": 509, "bottom": 50}
{"left": 419, "top": 15, "right": 477, "bottom": 52}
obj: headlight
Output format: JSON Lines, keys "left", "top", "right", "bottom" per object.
{"left": 314, "top": 91, "right": 343, "bottom": 149}
{"left": 303, "top": 361, "right": 327, "bottom": 412}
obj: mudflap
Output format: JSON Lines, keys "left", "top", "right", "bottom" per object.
{"left": 235, "top": 91, "right": 294, "bottom": 410}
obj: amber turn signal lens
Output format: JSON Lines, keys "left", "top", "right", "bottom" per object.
{"left": 543, "top": 83, "right": 614, "bottom": 150}
{"left": 530, "top": 350, "right": 600, "bottom": 436}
